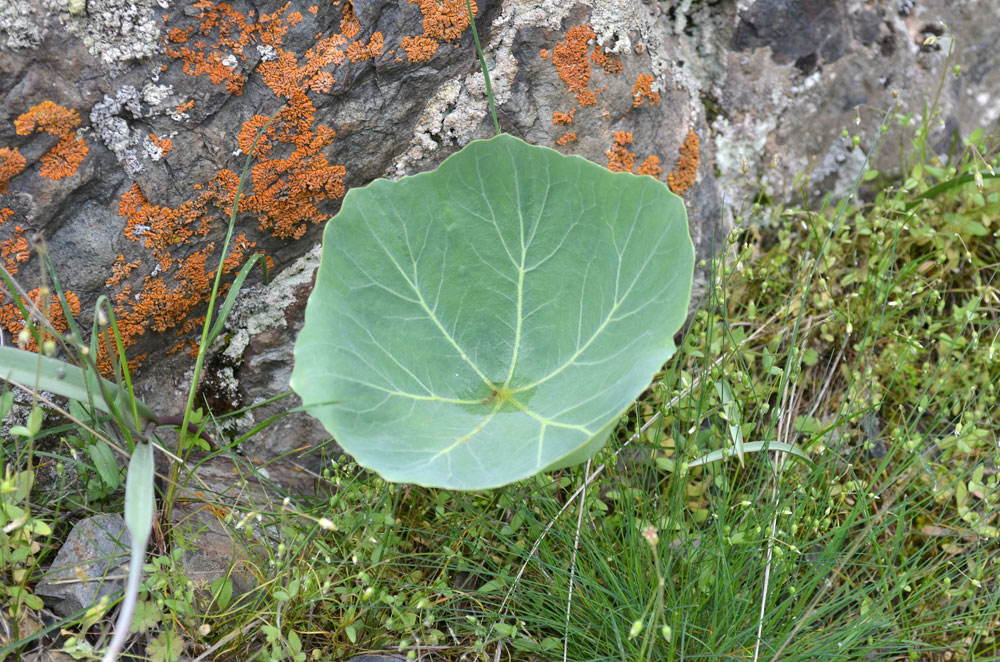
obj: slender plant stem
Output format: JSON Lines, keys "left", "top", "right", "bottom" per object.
{"left": 465, "top": 0, "right": 500, "bottom": 136}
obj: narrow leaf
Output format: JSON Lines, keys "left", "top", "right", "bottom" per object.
{"left": 688, "top": 440, "right": 812, "bottom": 468}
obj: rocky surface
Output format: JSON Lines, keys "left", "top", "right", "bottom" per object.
{"left": 1, "top": 0, "right": 998, "bottom": 482}
{"left": 34, "top": 513, "right": 131, "bottom": 617}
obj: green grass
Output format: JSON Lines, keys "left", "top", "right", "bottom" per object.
{"left": 2, "top": 87, "right": 999, "bottom": 661}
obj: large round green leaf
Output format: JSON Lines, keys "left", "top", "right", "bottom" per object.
{"left": 292, "top": 133, "right": 694, "bottom": 490}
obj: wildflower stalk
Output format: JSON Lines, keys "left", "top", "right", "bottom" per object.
{"left": 165, "top": 117, "right": 274, "bottom": 521}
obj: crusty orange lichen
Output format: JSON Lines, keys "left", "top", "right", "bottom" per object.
{"left": 604, "top": 133, "right": 663, "bottom": 179}
{"left": 340, "top": 0, "right": 360, "bottom": 39}
{"left": 606, "top": 131, "right": 636, "bottom": 173}
{"left": 0, "top": 288, "right": 81, "bottom": 352}
{"left": 235, "top": 99, "right": 346, "bottom": 239}
{"left": 149, "top": 133, "right": 174, "bottom": 155}
{"left": 632, "top": 73, "right": 660, "bottom": 108}
{"left": 590, "top": 47, "right": 622, "bottom": 75}
{"left": 176, "top": 99, "right": 195, "bottom": 114}
{"left": 0, "top": 147, "right": 26, "bottom": 194}
{"left": 346, "top": 32, "right": 384, "bottom": 63}
{"left": 308, "top": 5, "right": 318, "bottom": 15}
{"left": 0, "top": 208, "right": 12, "bottom": 224}
{"left": 106, "top": 254, "right": 141, "bottom": 288}
{"left": 409, "top": 0, "right": 477, "bottom": 42}
{"left": 668, "top": 129, "right": 699, "bottom": 194}
{"left": 164, "top": 2, "right": 258, "bottom": 94}
{"left": 556, "top": 132, "right": 577, "bottom": 146}
{"left": 14, "top": 101, "right": 88, "bottom": 181}
{"left": 637, "top": 155, "right": 662, "bottom": 178}
{"left": 14, "top": 100, "right": 81, "bottom": 137}
{"left": 552, "top": 110, "right": 575, "bottom": 126}
{"left": 400, "top": 35, "right": 439, "bottom": 63}
{"left": 553, "top": 24, "right": 597, "bottom": 107}
{"left": 39, "top": 136, "right": 88, "bottom": 180}
{"left": 539, "top": 48, "right": 549, "bottom": 59}
{"left": 0, "top": 224, "right": 29, "bottom": 276}
{"left": 104, "top": 0, "right": 355, "bottom": 370}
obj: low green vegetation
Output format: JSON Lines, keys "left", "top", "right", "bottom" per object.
{"left": 2, "top": 90, "right": 998, "bottom": 662}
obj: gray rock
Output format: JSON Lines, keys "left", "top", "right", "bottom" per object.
{"left": 35, "top": 513, "right": 131, "bottom": 617}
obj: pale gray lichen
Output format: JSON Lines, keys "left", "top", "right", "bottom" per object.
{"left": 90, "top": 85, "right": 145, "bottom": 176}
{"left": 142, "top": 82, "right": 173, "bottom": 106}
{"left": 590, "top": 0, "right": 646, "bottom": 54}
{"left": 0, "top": 1, "right": 43, "bottom": 49}
{"left": 257, "top": 44, "right": 278, "bottom": 61}
{"left": 219, "top": 244, "right": 323, "bottom": 364}
{"left": 62, "top": 0, "right": 165, "bottom": 72}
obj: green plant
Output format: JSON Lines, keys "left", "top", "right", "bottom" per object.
{"left": 291, "top": 133, "right": 695, "bottom": 489}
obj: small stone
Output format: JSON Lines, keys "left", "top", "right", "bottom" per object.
{"left": 35, "top": 514, "right": 131, "bottom": 617}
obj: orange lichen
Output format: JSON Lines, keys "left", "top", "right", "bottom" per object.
{"left": 106, "top": 255, "right": 142, "bottom": 288}
{"left": 346, "top": 32, "right": 384, "bottom": 62}
{"left": 400, "top": 35, "right": 439, "bottom": 63}
{"left": 556, "top": 132, "right": 577, "bottom": 146}
{"left": 553, "top": 24, "right": 598, "bottom": 107}
{"left": 637, "top": 155, "right": 662, "bottom": 178}
{"left": 632, "top": 73, "right": 660, "bottom": 107}
{"left": 409, "top": 0, "right": 477, "bottom": 42}
{"left": 0, "top": 288, "right": 81, "bottom": 352}
{"left": 590, "top": 47, "right": 622, "bottom": 75}
{"left": 606, "top": 131, "right": 636, "bottom": 173}
{"left": 0, "top": 147, "right": 26, "bottom": 194}
{"left": 234, "top": 97, "right": 345, "bottom": 239}
{"left": 103, "top": 0, "right": 355, "bottom": 369}
{"left": 552, "top": 110, "right": 575, "bottom": 126}
{"left": 0, "top": 225, "right": 29, "bottom": 275}
{"left": 308, "top": 5, "right": 318, "bottom": 15}
{"left": 340, "top": 1, "right": 359, "bottom": 39}
{"left": 164, "top": 2, "right": 258, "bottom": 94}
{"left": 539, "top": 48, "right": 549, "bottom": 59}
{"left": 149, "top": 134, "right": 174, "bottom": 155}
{"left": 14, "top": 100, "right": 81, "bottom": 137}
{"left": 605, "top": 132, "right": 663, "bottom": 179}
{"left": 39, "top": 137, "right": 88, "bottom": 180}
{"left": 0, "top": 208, "right": 12, "bottom": 224}
{"left": 668, "top": 129, "right": 700, "bottom": 194}
{"left": 176, "top": 99, "right": 195, "bottom": 114}
{"left": 13, "top": 101, "right": 88, "bottom": 180}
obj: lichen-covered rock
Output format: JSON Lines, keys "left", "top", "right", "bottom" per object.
{"left": 1, "top": 0, "right": 998, "bottom": 486}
